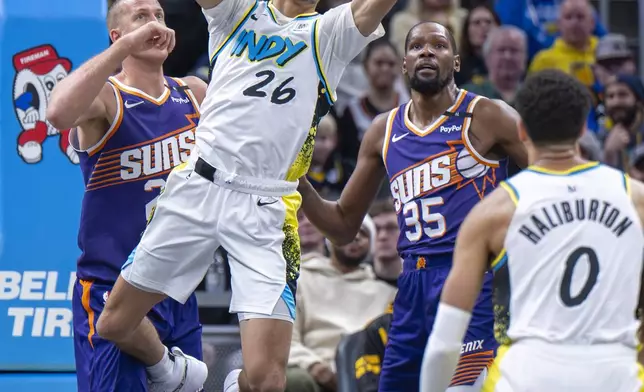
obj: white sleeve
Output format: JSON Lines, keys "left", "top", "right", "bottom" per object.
{"left": 202, "top": 0, "right": 256, "bottom": 56}
{"left": 420, "top": 303, "right": 472, "bottom": 392}
{"left": 315, "top": 3, "right": 384, "bottom": 94}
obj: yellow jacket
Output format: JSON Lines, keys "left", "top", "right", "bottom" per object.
{"left": 529, "top": 37, "right": 598, "bottom": 87}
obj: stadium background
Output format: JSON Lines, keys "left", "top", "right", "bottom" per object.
{"left": 0, "top": 0, "right": 642, "bottom": 390}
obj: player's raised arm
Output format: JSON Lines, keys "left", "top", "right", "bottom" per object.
{"left": 350, "top": 0, "right": 397, "bottom": 36}
{"left": 419, "top": 187, "right": 515, "bottom": 392}
{"left": 475, "top": 98, "right": 529, "bottom": 169}
{"left": 298, "top": 114, "right": 388, "bottom": 245}
{"left": 46, "top": 43, "right": 126, "bottom": 131}
{"left": 47, "top": 21, "right": 175, "bottom": 131}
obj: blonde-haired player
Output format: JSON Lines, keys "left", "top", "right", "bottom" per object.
{"left": 95, "top": 0, "right": 398, "bottom": 390}
{"left": 421, "top": 69, "right": 644, "bottom": 392}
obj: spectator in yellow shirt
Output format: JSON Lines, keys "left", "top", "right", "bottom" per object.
{"left": 528, "top": 0, "right": 597, "bottom": 88}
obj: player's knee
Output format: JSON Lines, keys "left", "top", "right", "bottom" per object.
{"left": 245, "top": 366, "right": 286, "bottom": 392}
{"left": 96, "top": 309, "right": 130, "bottom": 342}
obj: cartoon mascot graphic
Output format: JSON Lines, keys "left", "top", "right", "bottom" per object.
{"left": 13, "top": 44, "right": 79, "bottom": 164}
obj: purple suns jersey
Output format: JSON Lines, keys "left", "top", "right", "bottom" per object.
{"left": 383, "top": 89, "right": 508, "bottom": 259}
{"left": 74, "top": 76, "right": 199, "bottom": 283}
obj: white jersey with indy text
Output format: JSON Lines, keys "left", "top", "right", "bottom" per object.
{"left": 199, "top": 0, "right": 384, "bottom": 182}
{"left": 492, "top": 162, "right": 644, "bottom": 348}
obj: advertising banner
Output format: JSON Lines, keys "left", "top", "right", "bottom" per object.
{"left": 0, "top": 0, "right": 108, "bottom": 372}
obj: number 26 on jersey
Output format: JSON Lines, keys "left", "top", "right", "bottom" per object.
{"left": 404, "top": 197, "right": 446, "bottom": 242}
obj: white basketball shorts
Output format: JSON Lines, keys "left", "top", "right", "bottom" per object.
{"left": 483, "top": 340, "right": 643, "bottom": 392}
{"left": 121, "top": 154, "right": 301, "bottom": 320}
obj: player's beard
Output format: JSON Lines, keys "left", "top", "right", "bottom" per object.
{"left": 409, "top": 69, "right": 453, "bottom": 95}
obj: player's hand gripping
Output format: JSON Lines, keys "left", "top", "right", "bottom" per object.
{"left": 121, "top": 21, "right": 176, "bottom": 55}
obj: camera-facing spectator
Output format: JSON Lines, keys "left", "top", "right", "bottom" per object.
{"left": 594, "top": 34, "right": 637, "bottom": 86}
{"left": 286, "top": 217, "right": 396, "bottom": 392}
{"left": 298, "top": 209, "right": 327, "bottom": 259}
{"left": 494, "top": 0, "right": 606, "bottom": 59}
{"left": 307, "top": 115, "right": 355, "bottom": 201}
{"left": 528, "top": 0, "right": 597, "bottom": 88}
{"left": 601, "top": 75, "right": 644, "bottom": 170}
{"left": 389, "top": 0, "right": 467, "bottom": 58}
{"left": 462, "top": 26, "right": 527, "bottom": 105}
{"left": 587, "top": 34, "right": 637, "bottom": 132}
{"left": 338, "top": 39, "right": 407, "bottom": 162}
{"left": 455, "top": 3, "right": 500, "bottom": 86}
{"left": 369, "top": 200, "right": 402, "bottom": 286}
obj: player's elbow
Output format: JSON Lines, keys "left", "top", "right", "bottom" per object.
{"left": 326, "top": 223, "right": 361, "bottom": 246}
{"left": 46, "top": 101, "right": 70, "bottom": 130}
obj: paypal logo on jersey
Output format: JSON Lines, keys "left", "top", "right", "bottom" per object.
{"left": 231, "top": 30, "right": 307, "bottom": 66}
{"left": 171, "top": 96, "right": 189, "bottom": 104}
{"left": 440, "top": 125, "right": 461, "bottom": 133}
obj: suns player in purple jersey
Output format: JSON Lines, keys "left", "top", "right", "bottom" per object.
{"left": 298, "top": 21, "right": 528, "bottom": 391}
{"left": 46, "top": 1, "right": 208, "bottom": 391}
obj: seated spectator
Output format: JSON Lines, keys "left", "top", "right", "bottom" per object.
{"left": 389, "top": 0, "right": 467, "bottom": 57}
{"left": 494, "top": 0, "right": 606, "bottom": 59}
{"left": 338, "top": 39, "right": 407, "bottom": 161}
{"left": 528, "top": 0, "right": 597, "bottom": 89}
{"left": 588, "top": 34, "right": 637, "bottom": 132}
{"left": 352, "top": 201, "right": 401, "bottom": 391}
{"left": 307, "top": 115, "right": 355, "bottom": 200}
{"left": 286, "top": 217, "right": 397, "bottom": 392}
{"left": 369, "top": 200, "right": 401, "bottom": 286}
{"left": 298, "top": 209, "right": 327, "bottom": 259}
{"left": 455, "top": 3, "right": 500, "bottom": 86}
{"left": 601, "top": 75, "right": 644, "bottom": 171}
{"left": 462, "top": 26, "right": 527, "bottom": 105}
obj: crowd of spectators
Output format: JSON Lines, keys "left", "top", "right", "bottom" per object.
{"left": 112, "top": 0, "right": 642, "bottom": 390}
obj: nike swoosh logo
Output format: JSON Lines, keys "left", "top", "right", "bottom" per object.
{"left": 257, "top": 198, "right": 279, "bottom": 207}
{"left": 124, "top": 100, "right": 144, "bottom": 109}
{"left": 250, "top": 14, "right": 258, "bottom": 20}
{"left": 392, "top": 133, "right": 409, "bottom": 142}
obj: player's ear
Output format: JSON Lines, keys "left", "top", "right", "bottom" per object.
{"left": 402, "top": 56, "right": 408, "bottom": 76}
{"left": 109, "top": 29, "right": 121, "bottom": 44}
{"left": 453, "top": 54, "right": 461, "bottom": 73}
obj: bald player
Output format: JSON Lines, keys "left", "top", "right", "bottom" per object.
{"left": 421, "top": 70, "right": 644, "bottom": 392}
{"left": 298, "top": 21, "right": 527, "bottom": 391}
{"left": 47, "top": 1, "right": 207, "bottom": 391}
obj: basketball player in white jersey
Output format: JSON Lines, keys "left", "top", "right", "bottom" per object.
{"left": 95, "top": 0, "right": 397, "bottom": 390}
{"left": 420, "top": 69, "right": 644, "bottom": 392}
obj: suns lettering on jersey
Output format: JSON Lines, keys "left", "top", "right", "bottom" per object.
{"left": 120, "top": 130, "right": 194, "bottom": 180}
{"left": 231, "top": 30, "right": 308, "bottom": 66}
{"left": 85, "top": 126, "right": 196, "bottom": 192}
{"left": 390, "top": 141, "right": 498, "bottom": 242}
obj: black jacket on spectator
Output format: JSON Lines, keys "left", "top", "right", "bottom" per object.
{"left": 354, "top": 309, "right": 393, "bottom": 392}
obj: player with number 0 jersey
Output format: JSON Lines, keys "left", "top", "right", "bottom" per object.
{"left": 421, "top": 70, "right": 644, "bottom": 392}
